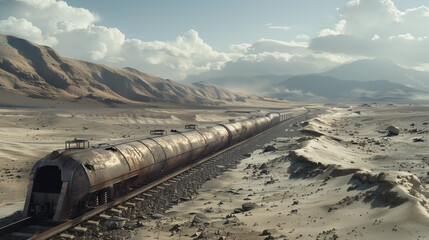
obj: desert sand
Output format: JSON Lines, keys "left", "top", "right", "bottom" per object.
{"left": 129, "top": 103, "right": 429, "bottom": 240}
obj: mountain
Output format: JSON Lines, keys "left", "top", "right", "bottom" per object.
{"left": 186, "top": 58, "right": 429, "bottom": 102}
{"left": 322, "top": 58, "right": 429, "bottom": 91}
{"left": 185, "top": 74, "right": 288, "bottom": 95}
{"left": 271, "top": 75, "right": 422, "bottom": 102}
{"left": 0, "top": 34, "right": 256, "bottom": 106}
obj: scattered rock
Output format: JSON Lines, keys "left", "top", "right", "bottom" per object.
{"left": 233, "top": 208, "right": 244, "bottom": 213}
{"left": 242, "top": 202, "right": 259, "bottom": 211}
{"left": 106, "top": 217, "right": 127, "bottom": 229}
{"left": 263, "top": 145, "right": 277, "bottom": 152}
{"left": 387, "top": 126, "right": 400, "bottom": 135}
{"left": 261, "top": 229, "right": 277, "bottom": 236}
{"left": 192, "top": 213, "right": 210, "bottom": 226}
{"left": 170, "top": 224, "right": 181, "bottom": 232}
{"left": 243, "top": 153, "right": 251, "bottom": 157}
{"left": 259, "top": 163, "right": 267, "bottom": 170}
{"left": 151, "top": 213, "right": 164, "bottom": 219}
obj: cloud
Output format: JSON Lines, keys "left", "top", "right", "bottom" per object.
{"left": 189, "top": 39, "right": 350, "bottom": 80}
{"left": 296, "top": 34, "right": 310, "bottom": 40}
{"left": 310, "top": 0, "right": 429, "bottom": 69}
{"left": 118, "top": 30, "right": 232, "bottom": 79}
{"left": 0, "top": 16, "right": 56, "bottom": 45}
{"left": 0, "top": 0, "right": 232, "bottom": 80}
{"left": 265, "top": 23, "right": 291, "bottom": 31}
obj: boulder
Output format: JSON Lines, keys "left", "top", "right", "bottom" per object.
{"left": 242, "top": 202, "right": 259, "bottom": 211}
{"left": 387, "top": 126, "right": 400, "bottom": 135}
{"left": 263, "top": 145, "right": 277, "bottom": 153}
{"left": 106, "top": 217, "right": 127, "bottom": 229}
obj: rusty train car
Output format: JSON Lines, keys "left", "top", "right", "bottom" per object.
{"left": 23, "top": 112, "right": 292, "bottom": 222}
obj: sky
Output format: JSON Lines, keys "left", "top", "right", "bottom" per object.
{"left": 0, "top": 0, "right": 429, "bottom": 80}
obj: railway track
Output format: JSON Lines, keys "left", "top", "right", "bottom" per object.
{"left": 0, "top": 109, "right": 318, "bottom": 240}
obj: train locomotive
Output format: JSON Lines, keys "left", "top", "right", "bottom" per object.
{"left": 23, "top": 112, "right": 292, "bottom": 222}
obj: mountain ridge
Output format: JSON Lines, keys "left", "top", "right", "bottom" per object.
{"left": 0, "top": 34, "right": 258, "bottom": 106}
{"left": 186, "top": 58, "right": 428, "bottom": 102}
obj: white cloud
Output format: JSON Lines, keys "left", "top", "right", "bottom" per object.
{"left": 0, "top": 0, "right": 232, "bottom": 80}
{"left": 116, "top": 30, "right": 232, "bottom": 79}
{"left": 296, "top": 34, "right": 310, "bottom": 40}
{"left": 247, "top": 39, "right": 308, "bottom": 55}
{"left": 0, "top": 16, "right": 56, "bottom": 45}
{"left": 310, "top": 0, "right": 429, "bottom": 70}
{"left": 265, "top": 23, "right": 291, "bottom": 31}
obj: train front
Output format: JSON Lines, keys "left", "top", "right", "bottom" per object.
{"left": 23, "top": 140, "right": 92, "bottom": 222}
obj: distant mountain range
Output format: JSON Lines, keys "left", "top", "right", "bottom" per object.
{"left": 272, "top": 75, "right": 422, "bottom": 102}
{"left": 0, "top": 34, "right": 257, "bottom": 106}
{"left": 322, "top": 58, "right": 429, "bottom": 90}
{"left": 187, "top": 58, "right": 429, "bottom": 102}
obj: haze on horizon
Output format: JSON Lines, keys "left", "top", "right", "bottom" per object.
{"left": 0, "top": 0, "right": 429, "bottom": 82}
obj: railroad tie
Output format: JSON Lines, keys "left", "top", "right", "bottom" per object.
{"left": 84, "top": 220, "right": 100, "bottom": 227}
{"left": 73, "top": 226, "right": 87, "bottom": 234}
{"left": 124, "top": 202, "right": 136, "bottom": 207}
{"left": 59, "top": 233, "right": 76, "bottom": 239}
{"left": 117, "top": 206, "right": 128, "bottom": 211}
{"left": 134, "top": 197, "right": 144, "bottom": 201}
{"left": 108, "top": 208, "right": 122, "bottom": 216}
{"left": 98, "top": 214, "right": 112, "bottom": 220}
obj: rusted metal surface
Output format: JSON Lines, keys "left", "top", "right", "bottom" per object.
{"left": 179, "top": 131, "right": 207, "bottom": 161}
{"left": 239, "top": 119, "right": 257, "bottom": 139}
{"left": 196, "top": 126, "right": 229, "bottom": 156}
{"left": 151, "top": 134, "right": 193, "bottom": 173}
{"left": 218, "top": 122, "right": 243, "bottom": 145}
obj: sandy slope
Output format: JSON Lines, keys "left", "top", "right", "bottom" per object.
{"left": 130, "top": 104, "right": 429, "bottom": 239}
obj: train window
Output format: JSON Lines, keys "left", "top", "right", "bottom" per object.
{"left": 32, "top": 166, "right": 62, "bottom": 193}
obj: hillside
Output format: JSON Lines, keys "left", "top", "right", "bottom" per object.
{"left": 0, "top": 34, "right": 255, "bottom": 106}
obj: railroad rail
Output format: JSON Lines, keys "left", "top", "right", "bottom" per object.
{"left": 0, "top": 110, "right": 312, "bottom": 240}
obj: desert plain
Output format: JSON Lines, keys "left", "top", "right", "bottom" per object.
{"left": 1, "top": 103, "right": 429, "bottom": 240}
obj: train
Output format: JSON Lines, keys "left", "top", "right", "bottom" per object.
{"left": 23, "top": 112, "right": 292, "bottom": 222}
